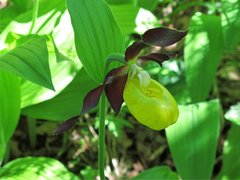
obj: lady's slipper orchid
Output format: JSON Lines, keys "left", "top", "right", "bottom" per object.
{"left": 56, "top": 27, "right": 187, "bottom": 134}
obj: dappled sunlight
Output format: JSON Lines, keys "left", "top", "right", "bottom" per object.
{"left": 1, "top": 0, "right": 240, "bottom": 179}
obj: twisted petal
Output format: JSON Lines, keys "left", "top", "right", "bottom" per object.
{"left": 123, "top": 77, "right": 179, "bottom": 130}
{"left": 138, "top": 53, "right": 169, "bottom": 66}
{"left": 125, "top": 41, "right": 147, "bottom": 61}
{"left": 142, "top": 27, "right": 188, "bottom": 46}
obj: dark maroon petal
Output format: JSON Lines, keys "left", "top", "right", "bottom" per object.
{"left": 125, "top": 41, "right": 147, "bottom": 61}
{"left": 81, "top": 85, "right": 104, "bottom": 114}
{"left": 103, "top": 66, "right": 128, "bottom": 114}
{"left": 104, "top": 65, "right": 128, "bottom": 85}
{"left": 131, "top": 33, "right": 142, "bottom": 41}
{"left": 105, "top": 74, "right": 128, "bottom": 114}
{"left": 55, "top": 116, "right": 79, "bottom": 135}
{"left": 142, "top": 27, "right": 188, "bottom": 47}
{"left": 138, "top": 53, "right": 169, "bottom": 66}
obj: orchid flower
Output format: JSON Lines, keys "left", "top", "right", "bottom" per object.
{"left": 56, "top": 27, "right": 187, "bottom": 134}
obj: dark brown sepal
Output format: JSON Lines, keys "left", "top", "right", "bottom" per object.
{"left": 104, "top": 66, "right": 128, "bottom": 114}
{"left": 54, "top": 116, "right": 79, "bottom": 135}
{"left": 81, "top": 85, "right": 104, "bottom": 114}
{"left": 138, "top": 53, "right": 169, "bottom": 66}
{"left": 104, "top": 65, "right": 128, "bottom": 85}
{"left": 125, "top": 41, "right": 147, "bottom": 61}
{"left": 105, "top": 74, "right": 128, "bottom": 115}
{"left": 142, "top": 27, "right": 188, "bottom": 47}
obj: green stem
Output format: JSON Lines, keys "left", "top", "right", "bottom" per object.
{"left": 27, "top": 117, "right": 37, "bottom": 149}
{"left": 29, "top": 0, "right": 39, "bottom": 34}
{"left": 98, "top": 93, "right": 106, "bottom": 180}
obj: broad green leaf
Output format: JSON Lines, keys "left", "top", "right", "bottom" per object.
{"left": 136, "top": 0, "right": 159, "bottom": 11}
{"left": 21, "top": 57, "right": 80, "bottom": 108}
{"left": 217, "top": 125, "right": 240, "bottom": 179}
{"left": 0, "top": 5, "right": 19, "bottom": 34}
{"left": 0, "top": 71, "right": 20, "bottom": 164}
{"left": 0, "top": 157, "right": 79, "bottom": 180}
{"left": 22, "top": 68, "right": 97, "bottom": 121}
{"left": 11, "top": 0, "right": 32, "bottom": 12}
{"left": 51, "top": 10, "right": 76, "bottom": 60}
{"left": 224, "top": 102, "right": 240, "bottom": 125}
{"left": 0, "top": 36, "right": 54, "bottom": 90}
{"left": 132, "top": 166, "right": 178, "bottom": 180}
{"left": 67, "top": 0, "right": 124, "bottom": 83}
{"left": 1, "top": 9, "right": 78, "bottom": 108}
{"left": 105, "top": 0, "right": 130, "bottom": 4}
{"left": 20, "top": 12, "right": 79, "bottom": 108}
{"left": 111, "top": 4, "right": 139, "bottom": 35}
{"left": 221, "top": 0, "right": 240, "bottom": 51}
{"left": 166, "top": 99, "right": 221, "bottom": 179}
{"left": 184, "top": 13, "right": 223, "bottom": 103}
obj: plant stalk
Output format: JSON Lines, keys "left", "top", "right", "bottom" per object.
{"left": 98, "top": 93, "right": 106, "bottom": 180}
{"left": 29, "top": 0, "right": 39, "bottom": 34}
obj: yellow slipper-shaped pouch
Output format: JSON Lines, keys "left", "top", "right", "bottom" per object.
{"left": 123, "top": 74, "right": 179, "bottom": 130}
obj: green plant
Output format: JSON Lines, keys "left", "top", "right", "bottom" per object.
{"left": 56, "top": 2, "right": 186, "bottom": 179}
{"left": 0, "top": 0, "right": 240, "bottom": 179}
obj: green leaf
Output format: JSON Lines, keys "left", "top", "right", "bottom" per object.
{"left": 20, "top": 58, "right": 80, "bottom": 108}
{"left": 105, "top": 0, "right": 130, "bottom": 4}
{"left": 136, "top": 0, "right": 159, "bottom": 11}
{"left": 51, "top": 10, "right": 76, "bottom": 61}
{"left": 225, "top": 102, "right": 240, "bottom": 125}
{"left": 0, "top": 71, "right": 20, "bottom": 164}
{"left": 221, "top": 0, "right": 240, "bottom": 51}
{"left": 110, "top": 4, "right": 139, "bottom": 35}
{"left": 0, "top": 36, "right": 54, "bottom": 90}
{"left": 19, "top": 14, "right": 80, "bottom": 108}
{"left": 1, "top": 10, "right": 79, "bottom": 108}
{"left": 217, "top": 125, "right": 240, "bottom": 179}
{"left": 22, "top": 68, "right": 98, "bottom": 121}
{"left": 0, "top": 5, "right": 19, "bottom": 34}
{"left": 0, "top": 157, "right": 79, "bottom": 180}
{"left": 184, "top": 13, "right": 223, "bottom": 103}
{"left": 67, "top": 0, "right": 124, "bottom": 83}
{"left": 166, "top": 99, "right": 221, "bottom": 179}
{"left": 11, "top": 0, "right": 32, "bottom": 12}
{"left": 132, "top": 166, "right": 178, "bottom": 180}
{"left": 80, "top": 166, "right": 98, "bottom": 180}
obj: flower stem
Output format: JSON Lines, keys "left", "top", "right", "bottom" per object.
{"left": 98, "top": 93, "right": 106, "bottom": 180}
{"left": 29, "top": 0, "right": 39, "bottom": 34}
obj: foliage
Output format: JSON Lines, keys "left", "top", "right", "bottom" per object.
{"left": 132, "top": 166, "right": 178, "bottom": 180}
{"left": 67, "top": 0, "right": 124, "bottom": 83}
{"left": 166, "top": 100, "right": 221, "bottom": 179}
{"left": 184, "top": 13, "right": 223, "bottom": 103}
{"left": 217, "top": 125, "right": 240, "bottom": 179}
{"left": 0, "top": 157, "right": 78, "bottom": 179}
{"left": 0, "top": 71, "right": 20, "bottom": 164}
{"left": 0, "top": 0, "right": 240, "bottom": 179}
